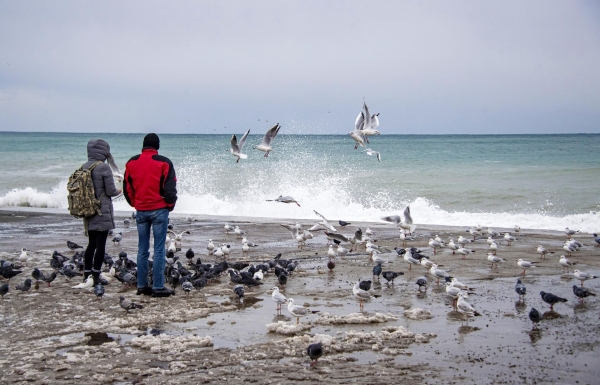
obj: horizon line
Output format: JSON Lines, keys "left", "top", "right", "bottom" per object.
{"left": 1, "top": 131, "right": 599, "bottom": 136}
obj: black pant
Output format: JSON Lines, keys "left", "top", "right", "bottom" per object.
{"left": 84, "top": 230, "right": 108, "bottom": 276}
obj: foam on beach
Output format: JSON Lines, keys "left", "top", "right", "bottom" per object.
{"left": 2, "top": 181, "right": 599, "bottom": 233}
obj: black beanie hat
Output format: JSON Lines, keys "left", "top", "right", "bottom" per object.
{"left": 143, "top": 133, "right": 160, "bottom": 150}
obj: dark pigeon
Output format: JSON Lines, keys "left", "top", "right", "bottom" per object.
{"left": 278, "top": 272, "right": 288, "bottom": 288}
{"left": 0, "top": 283, "right": 8, "bottom": 300}
{"left": 0, "top": 268, "right": 22, "bottom": 281}
{"left": 228, "top": 270, "right": 244, "bottom": 285}
{"left": 327, "top": 260, "right": 335, "bottom": 271}
{"left": 185, "top": 248, "right": 195, "bottom": 263}
{"left": 62, "top": 266, "right": 82, "bottom": 281}
{"left": 338, "top": 220, "right": 351, "bottom": 227}
{"left": 112, "top": 233, "right": 122, "bottom": 245}
{"left": 119, "top": 296, "right": 143, "bottom": 312}
{"left": 382, "top": 271, "right": 404, "bottom": 284}
{"left": 540, "top": 291, "right": 567, "bottom": 310}
{"left": 286, "top": 261, "right": 298, "bottom": 274}
{"left": 593, "top": 233, "right": 600, "bottom": 246}
{"left": 307, "top": 342, "right": 324, "bottom": 367}
{"left": 573, "top": 285, "right": 596, "bottom": 302}
{"left": 31, "top": 268, "right": 42, "bottom": 282}
{"left": 529, "top": 307, "right": 541, "bottom": 328}
{"left": 192, "top": 278, "right": 208, "bottom": 290}
{"left": 416, "top": 276, "right": 428, "bottom": 291}
{"left": 359, "top": 280, "right": 371, "bottom": 291}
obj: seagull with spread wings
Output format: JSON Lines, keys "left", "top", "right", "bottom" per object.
{"left": 253, "top": 123, "right": 281, "bottom": 157}
{"left": 229, "top": 129, "right": 250, "bottom": 163}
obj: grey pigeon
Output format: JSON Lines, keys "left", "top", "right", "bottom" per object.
{"left": 0, "top": 283, "right": 8, "bottom": 300}
{"left": 515, "top": 279, "right": 526, "bottom": 301}
{"left": 529, "top": 307, "right": 540, "bottom": 328}
{"left": 338, "top": 220, "right": 351, "bottom": 227}
{"left": 94, "top": 284, "right": 105, "bottom": 300}
{"left": 307, "top": 342, "right": 324, "bottom": 367}
{"left": 233, "top": 285, "right": 244, "bottom": 299}
{"left": 32, "top": 268, "right": 43, "bottom": 282}
{"left": 182, "top": 281, "right": 193, "bottom": 295}
{"left": 119, "top": 296, "right": 143, "bottom": 312}
{"left": 594, "top": 233, "right": 600, "bottom": 245}
{"left": 416, "top": 276, "right": 428, "bottom": 291}
{"left": 573, "top": 285, "right": 596, "bottom": 302}
{"left": 40, "top": 271, "right": 58, "bottom": 286}
{"left": 123, "top": 219, "right": 130, "bottom": 228}
{"left": 382, "top": 271, "right": 404, "bottom": 285}
{"left": 327, "top": 259, "right": 335, "bottom": 271}
{"left": 66, "top": 240, "right": 83, "bottom": 250}
{"left": 372, "top": 263, "right": 382, "bottom": 280}
{"left": 112, "top": 233, "right": 123, "bottom": 245}
{"left": 62, "top": 266, "right": 82, "bottom": 281}
{"left": 15, "top": 278, "right": 32, "bottom": 293}
{"left": 540, "top": 291, "right": 567, "bottom": 310}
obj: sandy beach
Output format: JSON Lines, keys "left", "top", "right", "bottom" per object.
{"left": 1, "top": 207, "right": 599, "bottom": 384}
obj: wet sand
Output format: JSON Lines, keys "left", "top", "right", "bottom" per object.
{"left": 1, "top": 207, "right": 599, "bottom": 384}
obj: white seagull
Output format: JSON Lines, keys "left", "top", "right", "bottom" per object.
{"left": 286, "top": 298, "right": 317, "bottom": 324}
{"left": 517, "top": 259, "right": 538, "bottom": 276}
{"left": 504, "top": 233, "right": 517, "bottom": 246}
{"left": 536, "top": 245, "right": 553, "bottom": 259}
{"left": 381, "top": 206, "right": 416, "bottom": 234}
{"left": 362, "top": 148, "right": 381, "bottom": 162}
{"left": 487, "top": 253, "right": 505, "bottom": 268}
{"left": 558, "top": 255, "right": 576, "bottom": 273}
{"left": 271, "top": 287, "right": 287, "bottom": 314}
{"left": 253, "top": 123, "right": 281, "bottom": 157}
{"left": 456, "top": 292, "right": 480, "bottom": 323}
{"left": 573, "top": 269, "right": 597, "bottom": 286}
{"left": 229, "top": 129, "right": 250, "bottom": 163}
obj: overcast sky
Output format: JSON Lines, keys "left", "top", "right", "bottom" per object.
{"left": 0, "top": 1, "right": 599, "bottom": 135}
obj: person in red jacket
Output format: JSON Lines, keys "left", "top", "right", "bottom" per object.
{"left": 124, "top": 133, "right": 177, "bottom": 297}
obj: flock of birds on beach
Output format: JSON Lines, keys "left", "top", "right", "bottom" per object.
{"left": 1, "top": 102, "right": 599, "bottom": 366}
{"left": 1, "top": 205, "right": 599, "bottom": 365}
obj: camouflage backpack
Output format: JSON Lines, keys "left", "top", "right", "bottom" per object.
{"left": 67, "top": 161, "right": 103, "bottom": 218}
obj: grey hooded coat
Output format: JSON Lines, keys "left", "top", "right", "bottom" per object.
{"left": 82, "top": 139, "right": 121, "bottom": 232}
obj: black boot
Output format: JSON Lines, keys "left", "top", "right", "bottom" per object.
{"left": 92, "top": 273, "right": 101, "bottom": 286}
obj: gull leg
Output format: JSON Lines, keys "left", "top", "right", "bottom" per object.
{"left": 236, "top": 158, "right": 240, "bottom": 163}
{"left": 296, "top": 317, "right": 299, "bottom": 325}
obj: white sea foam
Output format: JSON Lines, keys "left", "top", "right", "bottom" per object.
{"left": 2, "top": 183, "right": 599, "bottom": 233}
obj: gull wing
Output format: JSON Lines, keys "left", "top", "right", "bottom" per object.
{"left": 381, "top": 215, "right": 401, "bottom": 225}
{"left": 362, "top": 101, "right": 372, "bottom": 133}
{"left": 308, "top": 223, "right": 328, "bottom": 232}
{"left": 313, "top": 210, "right": 336, "bottom": 231}
{"left": 290, "top": 304, "right": 309, "bottom": 316}
{"left": 457, "top": 300, "right": 476, "bottom": 314}
{"left": 403, "top": 206, "right": 413, "bottom": 225}
{"left": 230, "top": 134, "right": 240, "bottom": 153}
{"left": 370, "top": 113, "right": 380, "bottom": 130}
{"left": 261, "top": 123, "right": 280, "bottom": 146}
{"left": 324, "top": 231, "right": 350, "bottom": 243}
{"left": 238, "top": 129, "right": 250, "bottom": 151}
{"left": 354, "top": 111, "right": 365, "bottom": 132}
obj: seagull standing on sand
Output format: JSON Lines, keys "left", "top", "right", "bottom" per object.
{"left": 234, "top": 226, "right": 247, "bottom": 239}
{"left": 504, "top": 233, "right": 517, "bottom": 246}
{"left": 271, "top": 286, "right": 287, "bottom": 314}
{"left": 353, "top": 281, "right": 378, "bottom": 311}
{"left": 428, "top": 239, "right": 444, "bottom": 254}
{"left": 224, "top": 224, "right": 234, "bottom": 233}
{"left": 489, "top": 242, "right": 499, "bottom": 255}
{"left": 456, "top": 292, "right": 480, "bottom": 323}
{"left": 403, "top": 248, "right": 421, "bottom": 270}
{"left": 18, "top": 248, "right": 29, "bottom": 266}
{"left": 456, "top": 247, "right": 475, "bottom": 260}
{"left": 536, "top": 245, "right": 553, "bottom": 259}
{"left": 487, "top": 253, "right": 505, "bottom": 268}
{"left": 229, "top": 129, "right": 250, "bottom": 163}
{"left": 399, "top": 230, "right": 415, "bottom": 246}
{"left": 564, "top": 227, "right": 579, "bottom": 239}
{"left": 430, "top": 264, "right": 451, "bottom": 284}
{"left": 558, "top": 255, "right": 576, "bottom": 273}
{"left": 457, "top": 236, "right": 472, "bottom": 247}
{"left": 573, "top": 270, "right": 597, "bottom": 286}
{"left": 253, "top": 123, "right": 281, "bottom": 157}
{"left": 517, "top": 259, "right": 538, "bottom": 276}
{"left": 286, "top": 298, "right": 318, "bottom": 324}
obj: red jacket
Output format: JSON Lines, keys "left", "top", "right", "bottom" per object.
{"left": 123, "top": 148, "right": 177, "bottom": 211}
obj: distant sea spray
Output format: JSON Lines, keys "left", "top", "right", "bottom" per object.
{"left": 0, "top": 132, "right": 599, "bottom": 233}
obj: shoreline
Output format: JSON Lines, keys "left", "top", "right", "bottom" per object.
{"left": 0, "top": 206, "right": 572, "bottom": 237}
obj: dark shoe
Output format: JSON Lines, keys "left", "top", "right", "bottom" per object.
{"left": 136, "top": 286, "right": 153, "bottom": 296}
{"left": 92, "top": 274, "right": 101, "bottom": 286}
{"left": 151, "top": 288, "right": 175, "bottom": 297}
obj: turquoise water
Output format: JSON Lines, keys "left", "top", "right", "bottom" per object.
{"left": 0, "top": 132, "right": 599, "bottom": 232}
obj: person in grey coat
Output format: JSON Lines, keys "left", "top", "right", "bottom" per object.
{"left": 82, "top": 139, "right": 121, "bottom": 285}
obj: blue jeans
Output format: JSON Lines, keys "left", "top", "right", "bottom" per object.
{"left": 136, "top": 208, "right": 169, "bottom": 290}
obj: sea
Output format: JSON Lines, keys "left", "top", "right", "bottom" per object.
{"left": 0, "top": 132, "right": 599, "bottom": 233}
